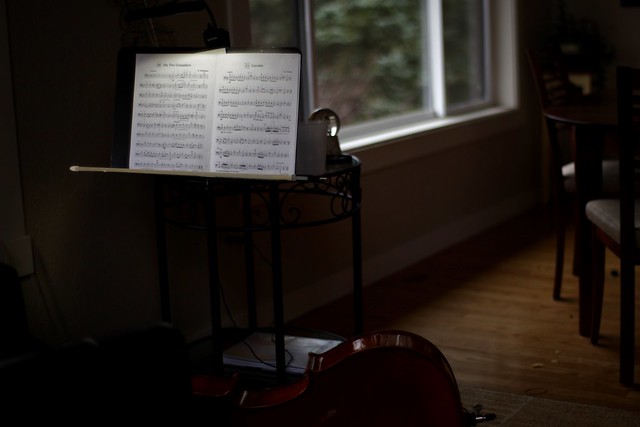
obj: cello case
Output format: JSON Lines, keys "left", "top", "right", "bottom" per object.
{"left": 194, "top": 330, "right": 476, "bottom": 426}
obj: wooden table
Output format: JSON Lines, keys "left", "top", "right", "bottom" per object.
{"left": 544, "top": 94, "right": 617, "bottom": 337}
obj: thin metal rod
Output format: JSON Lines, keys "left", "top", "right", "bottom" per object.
{"left": 205, "top": 179, "right": 224, "bottom": 376}
{"left": 153, "top": 177, "right": 171, "bottom": 323}
{"left": 268, "top": 183, "right": 286, "bottom": 383}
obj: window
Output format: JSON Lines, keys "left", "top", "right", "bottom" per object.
{"left": 235, "top": 0, "right": 516, "bottom": 147}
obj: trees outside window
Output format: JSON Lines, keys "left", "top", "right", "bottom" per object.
{"left": 249, "top": 0, "right": 491, "bottom": 129}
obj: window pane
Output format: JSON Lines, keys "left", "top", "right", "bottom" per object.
{"left": 249, "top": 0, "right": 297, "bottom": 46}
{"left": 312, "top": 1, "right": 424, "bottom": 126}
{"left": 443, "top": 0, "right": 486, "bottom": 108}
{"left": 248, "top": 0, "right": 490, "bottom": 127}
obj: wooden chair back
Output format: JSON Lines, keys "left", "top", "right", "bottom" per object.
{"left": 526, "top": 46, "right": 581, "bottom": 109}
{"left": 526, "top": 46, "right": 580, "bottom": 300}
{"left": 616, "top": 65, "right": 640, "bottom": 258}
{"left": 588, "top": 65, "right": 640, "bottom": 385}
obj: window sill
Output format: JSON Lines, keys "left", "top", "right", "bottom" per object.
{"left": 340, "top": 105, "right": 524, "bottom": 174}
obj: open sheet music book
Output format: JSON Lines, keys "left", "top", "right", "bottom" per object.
{"left": 70, "top": 47, "right": 319, "bottom": 180}
{"left": 124, "top": 47, "right": 301, "bottom": 180}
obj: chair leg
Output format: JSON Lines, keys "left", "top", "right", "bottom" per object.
{"left": 619, "top": 261, "right": 635, "bottom": 385}
{"left": 572, "top": 204, "right": 581, "bottom": 277}
{"left": 553, "top": 202, "right": 566, "bottom": 300}
{"left": 552, "top": 176, "right": 569, "bottom": 300}
{"left": 590, "top": 232, "right": 605, "bottom": 345}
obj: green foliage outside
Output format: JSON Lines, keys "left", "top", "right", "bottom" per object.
{"left": 250, "top": 0, "right": 485, "bottom": 126}
{"left": 312, "top": 0, "right": 423, "bottom": 123}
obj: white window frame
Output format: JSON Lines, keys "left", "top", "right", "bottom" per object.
{"left": 225, "top": 0, "right": 519, "bottom": 155}
{"left": 428, "top": 0, "right": 446, "bottom": 116}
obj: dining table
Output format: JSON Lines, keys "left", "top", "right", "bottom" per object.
{"left": 543, "top": 91, "right": 617, "bottom": 338}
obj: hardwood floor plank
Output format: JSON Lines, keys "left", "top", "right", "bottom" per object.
{"left": 287, "top": 207, "right": 640, "bottom": 412}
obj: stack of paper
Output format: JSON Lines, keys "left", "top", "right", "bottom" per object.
{"left": 223, "top": 331, "right": 342, "bottom": 375}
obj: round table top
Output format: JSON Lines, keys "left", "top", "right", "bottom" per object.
{"left": 544, "top": 93, "right": 617, "bottom": 127}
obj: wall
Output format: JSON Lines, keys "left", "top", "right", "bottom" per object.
{"left": 561, "top": 0, "right": 640, "bottom": 85}
{"left": 6, "top": 0, "right": 554, "bottom": 346}
{"left": 0, "top": 0, "right": 31, "bottom": 277}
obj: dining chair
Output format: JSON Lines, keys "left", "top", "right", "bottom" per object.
{"left": 526, "top": 46, "right": 620, "bottom": 300}
{"left": 585, "top": 65, "right": 640, "bottom": 386}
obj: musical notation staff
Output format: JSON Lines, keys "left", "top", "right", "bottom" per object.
{"left": 218, "top": 85, "right": 294, "bottom": 95}
{"left": 134, "top": 150, "right": 204, "bottom": 160}
{"left": 215, "top": 148, "right": 290, "bottom": 160}
{"left": 216, "top": 111, "right": 291, "bottom": 121}
{"left": 216, "top": 124, "right": 291, "bottom": 134}
{"left": 143, "top": 70, "right": 209, "bottom": 80}
{"left": 137, "top": 102, "right": 208, "bottom": 110}
{"left": 213, "top": 160, "right": 289, "bottom": 172}
{"left": 138, "top": 81, "right": 209, "bottom": 90}
{"left": 132, "top": 160, "right": 205, "bottom": 170}
{"left": 137, "top": 111, "right": 206, "bottom": 120}
{"left": 137, "top": 91, "right": 209, "bottom": 100}
{"left": 135, "top": 130, "right": 206, "bottom": 139}
{"left": 222, "top": 71, "right": 294, "bottom": 83}
{"left": 136, "top": 121, "right": 206, "bottom": 130}
{"left": 134, "top": 141, "right": 206, "bottom": 150}
{"left": 217, "top": 99, "right": 293, "bottom": 108}
{"left": 217, "top": 136, "right": 290, "bottom": 146}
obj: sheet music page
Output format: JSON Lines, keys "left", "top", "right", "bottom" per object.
{"left": 129, "top": 50, "right": 223, "bottom": 171}
{"left": 211, "top": 52, "right": 300, "bottom": 177}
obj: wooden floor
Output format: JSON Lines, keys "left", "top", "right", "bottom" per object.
{"left": 287, "top": 206, "right": 640, "bottom": 413}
